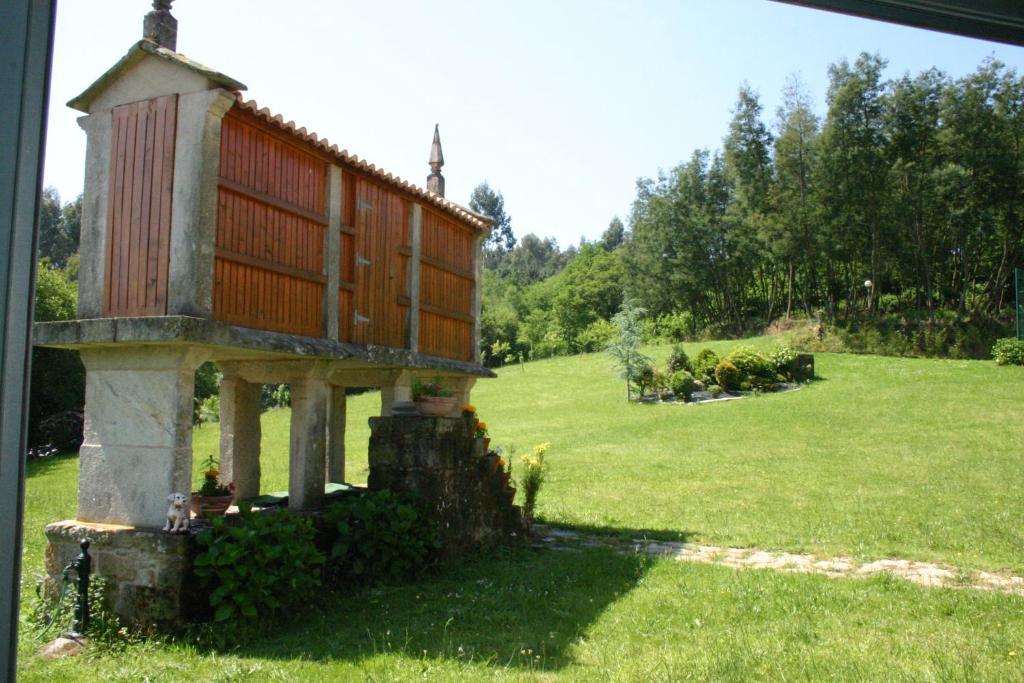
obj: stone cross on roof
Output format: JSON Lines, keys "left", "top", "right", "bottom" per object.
{"left": 427, "top": 124, "right": 445, "bottom": 197}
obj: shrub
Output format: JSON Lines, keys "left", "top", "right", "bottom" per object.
{"left": 708, "top": 384, "right": 724, "bottom": 398}
{"left": 519, "top": 442, "right": 550, "bottom": 523}
{"left": 992, "top": 338, "right": 1024, "bottom": 366}
{"left": 714, "top": 360, "right": 742, "bottom": 391}
{"left": 669, "top": 370, "right": 698, "bottom": 402}
{"left": 194, "top": 505, "right": 323, "bottom": 622}
{"left": 692, "top": 348, "right": 719, "bottom": 384}
{"left": 667, "top": 344, "right": 692, "bottom": 374}
{"left": 196, "top": 395, "right": 220, "bottom": 425}
{"left": 636, "top": 362, "right": 656, "bottom": 396}
{"left": 724, "top": 345, "right": 774, "bottom": 381}
{"left": 769, "top": 346, "right": 799, "bottom": 381}
{"left": 322, "top": 490, "right": 439, "bottom": 584}
{"left": 577, "top": 318, "right": 616, "bottom": 353}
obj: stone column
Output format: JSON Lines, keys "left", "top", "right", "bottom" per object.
{"left": 447, "top": 377, "right": 476, "bottom": 417}
{"left": 218, "top": 375, "right": 262, "bottom": 500}
{"left": 289, "top": 379, "right": 329, "bottom": 510}
{"left": 75, "top": 111, "right": 112, "bottom": 319}
{"left": 168, "top": 89, "right": 236, "bottom": 318}
{"left": 326, "top": 386, "right": 347, "bottom": 483}
{"left": 324, "top": 166, "right": 342, "bottom": 339}
{"left": 380, "top": 370, "right": 413, "bottom": 417}
{"left": 77, "top": 346, "right": 207, "bottom": 528}
{"left": 472, "top": 234, "right": 483, "bottom": 363}
{"left": 408, "top": 203, "right": 422, "bottom": 351}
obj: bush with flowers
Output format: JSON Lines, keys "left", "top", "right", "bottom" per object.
{"left": 518, "top": 442, "right": 550, "bottom": 525}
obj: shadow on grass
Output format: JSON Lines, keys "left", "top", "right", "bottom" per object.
{"left": 25, "top": 451, "right": 78, "bottom": 479}
{"left": 198, "top": 543, "right": 652, "bottom": 671}
{"left": 539, "top": 520, "right": 699, "bottom": 544}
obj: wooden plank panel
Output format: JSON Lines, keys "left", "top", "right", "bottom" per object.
{"left": 103, "top": 95, "right": 176, "bottom": 317}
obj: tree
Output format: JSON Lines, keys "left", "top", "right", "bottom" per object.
{"left": 469, "top": 182, "right": 515, "bottom": 268}
{"left": 600, "top": 216, "right": 625, "bottom": 251}
{"left": 36, "top": 188, "right": 81, "bottom": 267}
{"left": 770, "top": 75, "right": 820, "bottom": 317}
{"left": 606, "top": 299, "right": 651, "bottom": 402}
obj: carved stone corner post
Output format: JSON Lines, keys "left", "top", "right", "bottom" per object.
{"left": 167, "top": 89, "right": 236, "bottom": 318}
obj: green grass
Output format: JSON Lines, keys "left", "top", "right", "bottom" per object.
{"left": 16, "top": 337, "right": 1024, "bottom": 680}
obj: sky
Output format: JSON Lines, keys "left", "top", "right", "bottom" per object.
{"left": 44, "top": 0, "right": 1024, "bottom": 248}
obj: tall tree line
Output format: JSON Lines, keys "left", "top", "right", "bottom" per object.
{"left": 625, "top": 54, "right": 1024, "bottom": 330}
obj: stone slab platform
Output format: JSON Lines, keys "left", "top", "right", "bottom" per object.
{"left": 34, "top": 315, "right": 495, "bottom": 378}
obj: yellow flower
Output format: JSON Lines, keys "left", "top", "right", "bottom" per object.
{"left": 478, "top": 422, "right": 487, "bottom": 431}
{"left": 462, "top": 404, "right": 477, "bottom": 414}
{"left": 206, "top": 469, "right": 219, "bottom": 478}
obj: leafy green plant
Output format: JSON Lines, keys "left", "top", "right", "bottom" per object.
{"left": 667, "top": 345, "right": 692, "bottom": 374}
{"left": 197, "top": 454, "right": 232, "bottom": 497}
{"left": 714, "top": 360, "right": 742, "bottom": 391}
{"left": 769, "top": 346, "right": 800, "bottom": 380}
{"left": 692, "top": 348, "right": 720, "bottom": 384}
{"left": 724, "top": 344, "right": 775, "bottom": 381}
{"left": 519, "top": 442, "right": 550, "bottom": 523}
{"left": 992, "top": 338, "right": 1024, "bottom": 366}
{"left": 196, "top": 395, "right": 220, "bottom": 425}
{"left": 669, "top": 370, "right": 698, "bottom": 402}
{"left": 322, "top": 490, "right": 439, "bottom": 584}
{"left": 413, "top": 373, "right": 455, "bottom": 399}
{"left": 193, "top": 505, "right": 323, "bottom": 622}
{"left": 708, "top": 384, "right": 724, "bottom": 398}
{"left": 636, "top": 361, "right": 656, "bottom": 397}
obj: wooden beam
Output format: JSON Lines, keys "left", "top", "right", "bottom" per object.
{"left": 216, "top": 247, "right": 326, "bottom": 284}
{"left": 218, "top": 177, "right": 329, "bottom": 226}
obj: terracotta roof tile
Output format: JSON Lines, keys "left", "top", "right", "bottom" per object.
{"left": 235, "top": 96, "right": 493, "bottom": 231}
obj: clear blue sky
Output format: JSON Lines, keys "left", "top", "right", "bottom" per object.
{"left": 45, "top": 0, "right": 1024, "bottom": 248}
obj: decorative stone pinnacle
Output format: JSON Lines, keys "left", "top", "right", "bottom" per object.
{"left": 144, "top": 0, "right": 178, "bottom": 51}
{"left": 427, "top": 124, "right": 445, "bottom": 197}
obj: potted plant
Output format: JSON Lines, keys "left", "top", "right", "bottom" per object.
{"left": 413, "top": 374, "right": 457, "bottom": 417}
{"left": 193, "top": 455, "right": 234, "bottom": 518}
{"left": 475, "top": 420, "right": 490, "bottom": 451}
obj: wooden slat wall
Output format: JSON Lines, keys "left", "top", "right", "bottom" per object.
{"left": 352, "top": 176, "right": 408, "bottom": 348}
{"left": 418, "top": 208, "right": 475, "bottom": 361}
{"left": 103, "top": 94, "right": 177, "bottom": 317}
{"left": 213, "top": 108, "right": 327, "bottom": 338}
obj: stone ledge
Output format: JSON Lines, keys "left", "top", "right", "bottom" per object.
{"left": 33, "top": 316, "right": 495, "bottom": 378}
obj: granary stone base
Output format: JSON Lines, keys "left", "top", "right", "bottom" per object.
{"left": 367, "top": 416, "right": 525, "bottom": 554}
{"left": 44, "top": 520, "right": 199, "bottom": 631}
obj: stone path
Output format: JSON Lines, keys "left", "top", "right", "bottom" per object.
{"left": 532, "top": 525, "right": 1024, "bottom": 596}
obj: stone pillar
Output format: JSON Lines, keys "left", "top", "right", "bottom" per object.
{"left": 380, "top": 369, "right": 413, "bottom": 417}
{"left": 218, "top": 375, "right": 262, "bottom": 500}
{"left": 77, "top": 346, "right": 206, "bottom": 528}
{"left": 447, "top": 377, "right": 476, "bottom": 417}
{"left": 324, "top": 166, "right": 342, "bottom": 339}
{"left": 326, "top": 386, "right": 347, "bottom": 483}
{"left": 289, "top": 379, "right": 329, "bottom": 510}
{"left": 168, "top": 89, "right": 236, "bottom": 318}
{"left": 75, "top": 111, "right": 112, "bottom": 319}
{"left": 407, "top": 203, "right": 422, "bottom": 351}
{"left": 472, "top": 234, "right": 483, "bottom": 362}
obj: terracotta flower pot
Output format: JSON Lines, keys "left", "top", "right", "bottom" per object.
{"left": 197, "top": 494, "right": 233, "bottom": 518}
{"left": 415, "top": 395, "right": 457, "bottom": 417}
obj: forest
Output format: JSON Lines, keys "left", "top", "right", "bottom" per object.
{"left": 475, "top": 53, "right": 1024, "bottom": 365}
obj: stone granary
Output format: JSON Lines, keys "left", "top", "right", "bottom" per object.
{"left": 35, "top": 2, "right": 505, "bottom": 626}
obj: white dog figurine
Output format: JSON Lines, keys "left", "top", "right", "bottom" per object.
{"left": 163, "top": 492, "right": 190, "bottom": 533}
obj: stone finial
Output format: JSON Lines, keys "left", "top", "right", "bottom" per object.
{"left": 144, "top": 0, "right": 178, "bottom": 51}
{"left": 427, "top": 124, "right": 445, "bottom": 197}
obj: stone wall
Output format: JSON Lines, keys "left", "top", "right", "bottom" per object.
{"left": 367, "top": 416, "right": 524, "bottom": 554}
{"left": 44, "top": 520, "right": 200, "bottom": 630}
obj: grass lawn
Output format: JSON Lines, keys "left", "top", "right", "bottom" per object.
{"left": 16, "top": 337, "right": 1024, "bottom": 680}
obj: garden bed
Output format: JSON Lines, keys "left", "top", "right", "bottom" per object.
{"left": 639, "top": 382, "right": 802, "bottom": 405}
